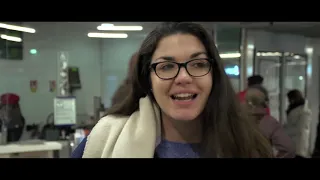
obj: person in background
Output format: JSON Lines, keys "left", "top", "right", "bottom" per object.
{"left": 237, "top": 75, "right": 264, "bottom": 102}
{"left": 71, "top": 52, "right": 138, "bottom": 158}
{"left": 284, "top": 89, "right": 312, "bottom": 158}
{"left": 238, "top": 75, "right": 271, "bottom": 115}
{"left": 312, "top": 108, "right": 320, "bottom": 157}
{"left": 78, "top": 22, "right": 273, "bottom": 158}
{"left": 0, "top": 93, "right": 25, "bottom": 142}
{"left": 244, "top": 85, "right": 295, "bottom": 158}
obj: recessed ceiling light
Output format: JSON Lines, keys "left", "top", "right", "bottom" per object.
{"left": 88, "top": 32, "right": 128, "bottom": 38}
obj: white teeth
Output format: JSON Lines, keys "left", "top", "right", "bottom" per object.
{"left": 173, "top": 93, "right": 194, "bottom": 98}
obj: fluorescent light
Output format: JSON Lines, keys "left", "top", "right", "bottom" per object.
{"left": 256, "top": 52, "right": 282, "bottom": 57}
{"left": 97, "top": 25, "right": 143, "bottom": 31}
{"left": 220, "top": 53, "right": 241, "bottom": 59}
{"left": 0, "top": 23, "right": 36, "bottom": 33}
{"left": 299, "top": 76, "right": 303, "bottom": 80}
{"left": 247, "top": 44, "right": 254, "bottom": 49}
{"left": 100, "top": 23, "right": 114, "bottom": 27}
{"left": 293, "top": 55, "right": 300, "bottom": 59}
{"left": 0, "top": 34, "right": 22, "bottom": 42}
{"left": 305, "top": 47, "right": 313, "bottom": 54}
{"left": 88, "top": 32, "right": 128, "bottom": 38}
{"left": 30, "top": 49, "right": 37, "bottom": 55}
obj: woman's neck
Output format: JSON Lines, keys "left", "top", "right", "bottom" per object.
{"left": 161, "top": 112, "right": 202, "bottom": 143}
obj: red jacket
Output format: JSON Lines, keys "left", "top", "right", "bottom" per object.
{"left": 237, "top": 90, "right": 247, "bottom": 102}
{"left": 237, "top": 90, "right": 270, "bottom": 115}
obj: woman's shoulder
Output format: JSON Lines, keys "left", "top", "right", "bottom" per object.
{"left": 82, "top": 114, "right": 130, "bottom": 158}
{"left": 288, "top": 105, "right": 311, "bottom": 120}
{"left": 259, "top": 115, "right": 280, "bottom": 133}
{"left": 92, "top": 114, "right": 130, "bottom": 134}
{"left": 260, "top": 115, "right": 279, "bottom": 125}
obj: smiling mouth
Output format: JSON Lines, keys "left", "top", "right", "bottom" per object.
{"left": 170, "top": 93, "right": 198, "bottom": 101}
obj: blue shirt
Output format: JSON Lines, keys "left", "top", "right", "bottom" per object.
{"left": 71, "top": 137, "right": 87, "bottom": 158}
{"left": 155, "top": 139, "right": 200, "bottom": 158}
{"left": 71, "top": 137, "right": 200, "bottom": 158}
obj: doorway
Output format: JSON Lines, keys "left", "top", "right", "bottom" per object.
{"left": 254, "top": 51, "right": 307, "bottom": 124}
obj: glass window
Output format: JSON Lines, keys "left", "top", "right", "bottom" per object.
{"left": 215, "top": 25, "right": 241, "bottom": 92}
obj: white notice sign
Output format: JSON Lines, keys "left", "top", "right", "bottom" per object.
{"left": 58, "top": 51, "right": 69, "bottom": 62}
{"left": 54, "top": 97, "right": 76, "bottom": 126}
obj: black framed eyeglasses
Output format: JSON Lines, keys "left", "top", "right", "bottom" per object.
{"left": 150, "top": 58, "right": 212, "bottom": 80}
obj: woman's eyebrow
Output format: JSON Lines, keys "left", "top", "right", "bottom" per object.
{"left": 154, "top": 56, "right": 175, "bottom": 62}
{"left": 190, "top": 52, "right": 208, "bottom": 58}
{"left": 153, "top": 51, "right": 208, "bottom": 62}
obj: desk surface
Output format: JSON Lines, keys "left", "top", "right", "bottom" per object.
{"left": 0, "top": 141, "right": 63, "bottom": 154}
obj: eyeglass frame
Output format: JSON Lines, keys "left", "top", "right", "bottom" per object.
{"left": 150, "top": 58, "right": 213, "bottom": 80}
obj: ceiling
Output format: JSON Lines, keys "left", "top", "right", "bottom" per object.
{"left": 238, "top": 22, "right": 320, "bottom": 38}
{"left": 24, "top": 22, "right": 320, "bottom": 39}
{"left": 188, "top": 22, "right": 320, "bottom": 38}
{"left": 64, "top": 22, "right": 161, "bottom": 38}
{"left": 63, "top": 22, "right": 219, "bottom": 37}
{"left": 67, "top": 22, "right": 161, "bottom": 30}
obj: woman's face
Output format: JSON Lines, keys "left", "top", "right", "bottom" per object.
{"left": 288, "top": 98, "right": 294, "bottom": 105}
{"left": 150, "top": 33, "right": 212, "bottom": 121}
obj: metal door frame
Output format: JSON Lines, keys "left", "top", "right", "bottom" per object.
{"left": 283, "top": 53, "right": 308, "bottom": 98}
{"left": 282, "top": 53, "right": 308, "bottom": 124}
{"left": 254, "top": 50, "right": 284, "bottom": 123}
{"left": 254, "top": 50, "right": 308, "bottom": 124}
{"left": 253, "top": 50, "right": 283, "bottom": 75}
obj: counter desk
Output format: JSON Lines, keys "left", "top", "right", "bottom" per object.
{"left": 0, "top": 140, "right": 62, "bottom": 158}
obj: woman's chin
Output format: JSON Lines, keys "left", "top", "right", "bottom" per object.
{"left": 169, "top": 111, "right": 199, "bottom": 122}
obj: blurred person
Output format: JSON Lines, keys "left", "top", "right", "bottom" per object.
{"left": 71, "top": 52, "right": 138, "bottom": 158}
{"left": 237, "top": 75, "right": 271, "bottom": 115}
{"left": 237, "top": 75, "right": 264, "bottom": 102}
{"left": 76, "top": 22, "right": 273, "bottom": 158}
{"left": 284, "top": 89, "right": 312, "bottom": 158}
{"left": 244, "top": 86, "right": 295, "bottom": 158}
{"left": 0, "top": 93, "right": 25, "bottom": 142}
{"left": 312, "top": 109, "right": 320, "bottom": 157}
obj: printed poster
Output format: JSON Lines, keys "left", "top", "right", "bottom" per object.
{"left": 30, "top": 80, "right": 38, "bottom": 93}
{"left": 49, "top": 80, "right": 56, "bottom": 92}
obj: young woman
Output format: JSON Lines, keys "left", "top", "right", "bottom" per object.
{"left": 285, "top": 89, "right": 312, "bottom": 158}
{"left": 76, "top": 22, "right": 273, "bottom": 158}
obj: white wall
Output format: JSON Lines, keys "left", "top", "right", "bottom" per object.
{"left": 0, "top": 22, "right": 102, "bottom": 126}
{"left": 307, "top": 38, "right": 320, "bottom": 152}
{"left": 0, "top": 22, "right": 145, "bottom": 129}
